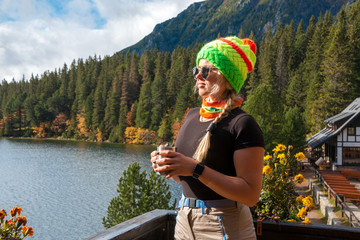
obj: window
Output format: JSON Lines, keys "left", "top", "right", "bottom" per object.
{"left": 348, "top": 127, "right": 355, "bottom": 136}
{"left": 343, "top": 147, "right": 360, "bottom": 164}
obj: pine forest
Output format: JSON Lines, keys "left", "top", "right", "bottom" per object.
{"left": 1, "top": 2, "right": 360, "bottom": 153}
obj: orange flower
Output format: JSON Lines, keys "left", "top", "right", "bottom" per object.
{"left": 6, "top": 219, "right": 16, "bottom": 226}
{"left": 0, "top": 209, "right": 7, "bottom": 219}
{"left": 17, "top": 216, "right": 27, "bottom": 226}
{"left": 10, "top": 206, "right": 23, "bottom": 217}
{"left": 22, "top": 226, "right": 34, "bottom": 237}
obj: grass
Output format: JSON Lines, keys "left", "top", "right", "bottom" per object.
{"left": 316, "top": 207, "right": 327, "bottom": 224}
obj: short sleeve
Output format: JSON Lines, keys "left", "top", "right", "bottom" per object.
{"left": 232, "top": 114, "right": 265, "bottom": 150}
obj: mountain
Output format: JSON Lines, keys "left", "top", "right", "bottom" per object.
{"left": 122, "top": 0, "right": 355, "bottom": 54}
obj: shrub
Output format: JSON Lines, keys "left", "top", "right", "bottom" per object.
{"left": 252, "top": 144, "right": 315, "bottom": 224}
{"left": 0, "top": 207, "right": 34, "bottom": 239}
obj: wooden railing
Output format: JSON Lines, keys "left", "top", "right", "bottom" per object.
{"left": 315, "top": 169, "right": 360, "bottom": 227}
{"left": 85, "top": 209, "right": 360, "bottom": 240}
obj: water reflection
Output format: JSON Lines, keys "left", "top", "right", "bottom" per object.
{"left": 0, "top": 138, "right": 181, "bottom": 240}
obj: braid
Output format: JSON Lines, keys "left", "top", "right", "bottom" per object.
{"left": 193, "top": 91, "right": 237, "bottom": 162}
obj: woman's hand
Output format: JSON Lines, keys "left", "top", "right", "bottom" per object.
{"left": 153, "top": 150, "right": 197, "bottom": 179}
{"left": 150, "top": 150, "right": 158, "bottom": 171}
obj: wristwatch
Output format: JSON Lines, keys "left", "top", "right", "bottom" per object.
{"left": 192, "top": 162, "right": 205, "bottom": 179}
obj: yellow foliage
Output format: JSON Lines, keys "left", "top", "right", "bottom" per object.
{"left": 32, "top": 122, "right": 47, "bottom": 138}
{"left": 96, "top": 128, "right": 103, "bottom": 142}
{"left": 124, "top": 127, "right": 138, "bottom": 144}
{"left": 124, "top": 127, "right": 156, "bottom": 144}
{"left": 76, "top": 114, "right": 91, "bottom": 138}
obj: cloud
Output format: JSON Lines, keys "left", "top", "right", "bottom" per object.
{"left": 0, "top": 0, "right": 202, "bottom": 81}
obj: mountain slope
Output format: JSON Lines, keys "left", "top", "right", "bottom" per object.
{"left": 122, "top": 0, "right": 355, "bottom": 54}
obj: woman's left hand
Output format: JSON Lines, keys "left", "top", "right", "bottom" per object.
{"left": 155, "top": 151, "right": 197, "bottom": 179}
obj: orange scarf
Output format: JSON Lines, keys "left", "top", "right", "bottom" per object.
{"left": 200, "top": 96, "right": 243, "bottom": 119}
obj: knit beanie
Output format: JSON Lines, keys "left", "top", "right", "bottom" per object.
{"left": 196, "top": 36, "right": 256, "bottom": 93}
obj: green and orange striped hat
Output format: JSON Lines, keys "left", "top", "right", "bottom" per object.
{"left": 196, "top": 36, "right": 256, "bottom": 93}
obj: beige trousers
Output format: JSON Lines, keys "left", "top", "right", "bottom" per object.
{"left": 174, "top": 203, "right": 256, "bottom": 240}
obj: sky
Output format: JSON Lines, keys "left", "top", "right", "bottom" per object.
{"left": 0, "top": 0, "right": 202, "bottom": 82}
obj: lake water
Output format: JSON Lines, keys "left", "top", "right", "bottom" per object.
{"left": 0, "top": 138, "right": 182, "bottom": 239}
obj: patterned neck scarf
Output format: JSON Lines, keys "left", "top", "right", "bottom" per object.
{"left": 200, "top": 96, "right": 243, "bottom": 119}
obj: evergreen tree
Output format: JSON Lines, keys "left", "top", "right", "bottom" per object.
{"left": 275, "top": 22, "right": 294, "bottom": 101}
{"left": 257, "top": 30, "right": 276, "bottom": 86}
{"left": 243, "top": 84, "right": 283, "bottom": 152}
{"left": 347, "top": 0, "right": 360, "bottom": 99}
{"left": 135, "top": 76, "right": 152, "bottom": 129}
{"left": 104, "top": 70, "right": 122, "bottom": 135}
{"left": 84, "top": 92, "right": 94, "bottom": 128}
{"left": 319, "top": 8, "right": 353, "bottom": 121}
{"left": 280, "top": 106, "right": 307, "bottom": 153}
{"left": 120, "top": 52, "right": 131, "bottom": 108}
{"left": 293, "top": 20, "right": 307, "bottom": 69}
{"left": 92, "top": 78, "right": 105, "bottom": 131}
{"left": 59, "top": 63, "right": 71, "bottom": 115}
{"left": 174, "top": 82, "right": 195, "bottom": 121}
{"left": 150, "top": 53, "right": 167, "bottom": 131}
{"left": 128, "top": 52, "right": 141, "bottom": 105}
{"left": 103, "top": 162, "right": 172, "bottom": 228}
{"left": 117, "top": 103, "right": 128, "bottom": 142}
{"left": 304, "top": 12, "right": 333, "bottom": 133}
{"left": 157, "top": 113, "right": 173, "bottom": 144}
{"left": 167, "top": 46, "right": 189, "bottom": 108}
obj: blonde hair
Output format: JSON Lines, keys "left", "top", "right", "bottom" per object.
{"left": 193, "top": 74, "right": 238, "bottom": 162}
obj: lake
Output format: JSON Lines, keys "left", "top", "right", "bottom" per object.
{"left": 0, "top": 138, "right": 182, "bottom": 239}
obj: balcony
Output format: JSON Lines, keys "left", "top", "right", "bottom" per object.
{"left": 85, "top": 209, "right": 360, "bottom": 240}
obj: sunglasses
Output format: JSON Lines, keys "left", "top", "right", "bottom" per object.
{"left": 193, "top": 66, "right": 218, "bottom": 80}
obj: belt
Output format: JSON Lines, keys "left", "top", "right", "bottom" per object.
{"left": 178, "top": 196, "right": 237, "bottom": 209}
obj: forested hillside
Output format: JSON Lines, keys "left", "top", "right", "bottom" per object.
{"left": 123, "top": 0, "right": 356, "bottom": 54}
{"left": 1, "top": 1, "right": 359, "bottom": 152}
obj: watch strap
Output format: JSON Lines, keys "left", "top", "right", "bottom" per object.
{"left": 192, "top": 162, "right": 205, "bottom": 179}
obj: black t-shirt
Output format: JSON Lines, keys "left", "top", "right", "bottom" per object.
{"left": 175, "top": 107, "right": 265, "bottom": 200}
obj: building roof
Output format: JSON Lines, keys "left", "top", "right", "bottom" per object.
{"left": 307, "top": 127, "right": 335, "bottom": 149}
{"left": 325, "top": 98, "right": 360, "bottom": 124}
{"left": 307, "top": 98, "right": 360, "bottom": 148}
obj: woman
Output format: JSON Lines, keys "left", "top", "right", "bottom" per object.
{"left": 151, "top": 36, "right": 264, "bottom": 240}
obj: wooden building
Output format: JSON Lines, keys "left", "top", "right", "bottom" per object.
{"left": 307, "top": 98, "right": 360, "bottom": 166}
